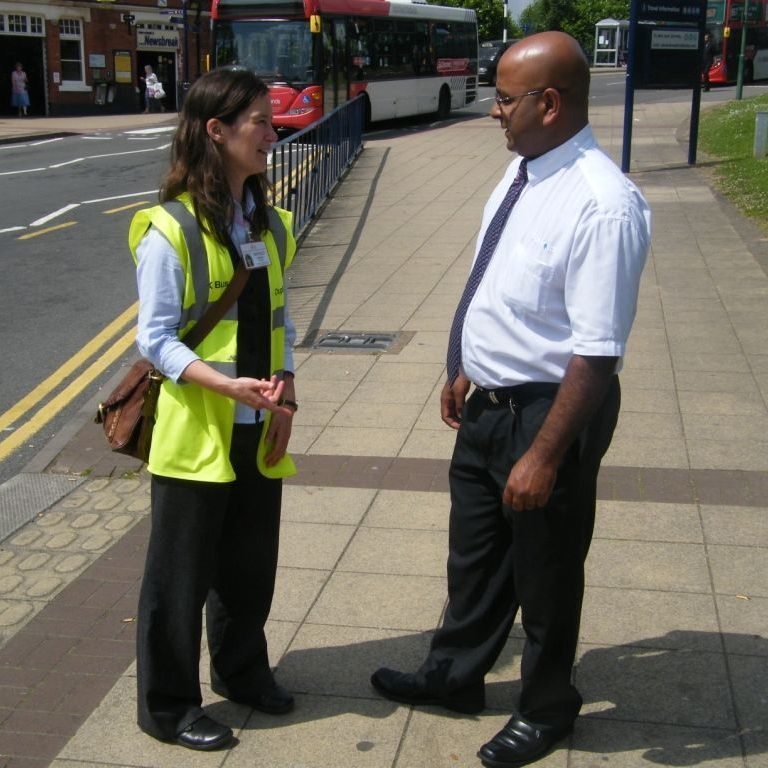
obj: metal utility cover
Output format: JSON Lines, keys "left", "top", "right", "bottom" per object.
{"left": 307, "top": 330, "right": 412, "bottom": 354}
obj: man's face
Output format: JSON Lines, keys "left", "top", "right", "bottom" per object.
{"left": 490, "top": 57, "right": 544, "bottom": 156}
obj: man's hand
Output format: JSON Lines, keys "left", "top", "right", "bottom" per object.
{"left": 502, "top": 355, "right": 617, "bottom": 512}
{"left": 503, "top": 447, "right": 558, "bottom": 511}
{"left": 441, "top": 373, "right": 471, "bottom": 429}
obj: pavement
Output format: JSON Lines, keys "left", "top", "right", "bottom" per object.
{"left": 0, "top": 89, "right": 767, "bottom": 768}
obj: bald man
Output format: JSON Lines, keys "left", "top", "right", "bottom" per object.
{"left": 371, "top": 32, "right": 651, "bottom": 768}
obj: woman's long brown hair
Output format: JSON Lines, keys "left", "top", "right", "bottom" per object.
{"left": 160, "top": 67, "right": 271, "bottom": 242}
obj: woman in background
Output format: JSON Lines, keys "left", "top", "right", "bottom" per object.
{"left": 11, "top": 62, "right": 29, "bottom": 117}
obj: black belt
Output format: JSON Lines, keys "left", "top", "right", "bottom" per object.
{"left": 474, "top": 382, "right": 560, "bottom": 407}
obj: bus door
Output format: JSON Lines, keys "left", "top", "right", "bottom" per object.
{"left": 323, "top": 18, "right": 348, "bottom": 113}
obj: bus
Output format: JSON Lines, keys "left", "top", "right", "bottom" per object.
{"left": 705, "top": 0, "right": 768, "bottom": 84}
{"left": 211, "top": 0, "right": 478, "bottom": 130}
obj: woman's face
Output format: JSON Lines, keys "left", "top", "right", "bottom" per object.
{"left": 214, "top": 93, "right": 278, "bottom": 186}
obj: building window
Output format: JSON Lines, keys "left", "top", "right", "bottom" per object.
{"left": 30, "top": 16, "right": 43, "bottom": 35}
{"left": 0, "top": 15, "right": 5, "bottom": 33}
{"left": 9, "top": 14, "right": 28, "bottom": 33}
{"left": 59, "top": 19, "right": 84, "bottom": 82}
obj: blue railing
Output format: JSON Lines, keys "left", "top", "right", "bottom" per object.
{"left": 268, "top": 96, "right": 365, "bottom": 236}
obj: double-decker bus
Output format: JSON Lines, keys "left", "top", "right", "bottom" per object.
{"left": 705, "top": 0, "right": 768, "bottom": 84}
{"left": 211, "top": 0, "right": 478, "bottom": 130}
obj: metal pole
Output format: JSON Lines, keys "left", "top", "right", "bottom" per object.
{"left": 502, "top": 0, "right": 507, "bottom": 43}
{"left": 183, "top": 0, "right": 190, "bottom": 87}
{"left": 735, "top": 0, "right": 748, "bottom": 99}
{"left": 622, "top": 0, "right": 639, "bottom": 172}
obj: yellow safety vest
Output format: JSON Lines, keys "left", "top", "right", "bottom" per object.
{"left": 128, "top": 193, "right": 297, "bottom": 482}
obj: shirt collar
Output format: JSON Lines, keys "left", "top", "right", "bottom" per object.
{"left": 525, "top": 124, "right": 596, "bottom": 185}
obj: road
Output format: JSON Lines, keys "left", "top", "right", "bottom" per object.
{"left": 0, "top": 75, "right": 765, "bottom": 483}
{"left": 0, "top": 126, "right": 174, "bottom": 482}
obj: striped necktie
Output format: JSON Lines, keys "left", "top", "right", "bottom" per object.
{"left": 446, "top": 159, "right": 528, "bottom": 385}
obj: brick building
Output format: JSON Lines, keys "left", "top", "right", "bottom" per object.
{"left": 1, "top": 0, "right": 210, "bottom": 116}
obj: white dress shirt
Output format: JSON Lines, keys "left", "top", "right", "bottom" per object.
{"left": 462, "top": 124, "right": 651, "bottom": 388}
{"left": 135, "top": 194, "right": 296, "bottom": 423}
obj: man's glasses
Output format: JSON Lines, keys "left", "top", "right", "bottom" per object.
{"left": 493, "top": 89, "right": 546, "bottom": 107}
{"left": 492, "top": 87, "right": 571, "bottom": 107}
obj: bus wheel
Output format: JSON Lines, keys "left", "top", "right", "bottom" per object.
{"left": 437, "top": 87, "right": 451, "bottom": 120}
{"left": 745, "top": 62, "right": 754, "bottom": 83}
{"left": 363, "top": 95, "right": 372, "bottom": 130}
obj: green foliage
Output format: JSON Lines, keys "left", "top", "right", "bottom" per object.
{"left": 698, "top": 94, "right": 768, "bottom": 229}
{"left": 431, "top": 0, "right": 522, "bottom": 40}
{"left": 519, "top": 0, "right": 629, "bottom": 53}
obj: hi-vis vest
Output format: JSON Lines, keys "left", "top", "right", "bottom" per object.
{"left": 128, "top": 193, "right": 297, "bottom": 482}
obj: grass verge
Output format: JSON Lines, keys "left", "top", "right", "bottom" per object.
{"left": 697, "top": 92, "right": 768, "bottom": 232}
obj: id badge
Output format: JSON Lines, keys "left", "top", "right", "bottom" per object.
{"left": 239, "top": 241, "right": 270, "bottom": 270}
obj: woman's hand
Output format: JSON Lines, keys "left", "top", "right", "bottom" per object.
{"left": 181, "top": 362, "right": 293, "bottom": 415}
{"left": 264, "top": 372, "right": 296, "bottom": 466}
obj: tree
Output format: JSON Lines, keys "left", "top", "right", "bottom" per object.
{"left": 518, "top": 0, "right": 628, "bottom": 54}
{"left": 431, "top": 0, "right": 523, "bottom": 41}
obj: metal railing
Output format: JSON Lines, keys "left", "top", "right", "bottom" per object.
{"left": 268, "top": 95, "right": 365, "bottom": 237}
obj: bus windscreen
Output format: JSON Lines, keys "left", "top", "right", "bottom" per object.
{"left": 215, "top": 20, "right": 315, "bottom": 86}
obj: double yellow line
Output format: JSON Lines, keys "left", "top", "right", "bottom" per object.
{"left": 0, "top": 303, "right": 139, "bottom": 462}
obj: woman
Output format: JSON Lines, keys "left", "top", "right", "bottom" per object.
{"left": 11, "top": 62, "right": 30, "bottom": 117}
{"left": 130, "top": 67, "right": 299, "bottom": 751}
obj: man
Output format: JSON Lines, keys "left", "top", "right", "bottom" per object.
{"left": 370, "top": 31, "right": 651, "bottom": 768}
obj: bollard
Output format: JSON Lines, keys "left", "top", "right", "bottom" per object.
{"left": 755, "top": 112, "right": 768, "bottom": 158}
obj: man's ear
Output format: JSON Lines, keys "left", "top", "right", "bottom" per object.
{"left": 206, "top": 118, "right": 224, "bottom": 142}
{"left": 541, "top": 87, "right": 562, "bottom": 127}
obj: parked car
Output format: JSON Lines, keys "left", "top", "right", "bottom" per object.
{"left": 478, "top": 39, "right": 518, "bottom": 86}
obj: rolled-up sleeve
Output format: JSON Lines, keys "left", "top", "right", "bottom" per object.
{"left": 135, "top": 227, "right": 200, "bottom": 382}
{"left": 565, "top": 208, "right": 650, "bottom": 358}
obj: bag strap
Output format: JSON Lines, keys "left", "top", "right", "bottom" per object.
{"left": 180, "top": 263, "right": 248, "bottom": 351}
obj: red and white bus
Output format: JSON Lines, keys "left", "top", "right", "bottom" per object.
{"left": 705, "top": 0, "right": 768, "bottom": 84}
{"left": 211, "top": 0, "right": 478, "bottom": 130}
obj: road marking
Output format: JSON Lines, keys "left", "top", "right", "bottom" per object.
{"left": 125, "top": 126, "right": 176, "bottom": 135}
{"left": 30, "top": 137, "right": 64, "bottom": 146}
{"left": 17, "top": 221, "right": 77, "bottom": 239}
{"left": 0, "top": 324, "right": 138, "bottom": 462}
{"left": 103, "top": 200, "right": 149, "bottom": 214}
{"left": 0, "top": 302, "right": 138, "bottom": 434}
{"left": 0, "top": 167, "right": 46, "bottom": 176}
{"left": 0, "top": 226, "right": 26, "bottom": 234}
{"left": 82, "top": 190, "right": 158, "bottom": 204}
{"left": 86, "top": 144, "right": 171, "bottom": 160}
{"left": 49, "top": 157, "right": 84, "bottom": 168}
{"left": 31, "top": 203, "right": 81, "bottom": 226}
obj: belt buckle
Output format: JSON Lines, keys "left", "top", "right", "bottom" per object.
{"left": 489, "top": 390, "right": 500, "bottom": 405}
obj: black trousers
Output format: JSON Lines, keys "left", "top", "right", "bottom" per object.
{"left": 416, "top": 378, "right": 620, "bottom": 728}
{"left": 136, "top": 423, "right": 282, "bottom": 739}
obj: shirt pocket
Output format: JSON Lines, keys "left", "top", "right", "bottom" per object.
{"left": 499, "top": 239, "right": 559, "bottom": 315}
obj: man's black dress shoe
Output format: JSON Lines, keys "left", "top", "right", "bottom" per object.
{"left": 370, "top": 667, "right": 484, "bottom": 714}
{"left": 478, "top": 715, "right": 572, "bottom": 767}
{"left": 175, "top": 715, "right": 233, "bottom": 751}
{"left": 212, "top": 681, "right": 295, "bottom": 715}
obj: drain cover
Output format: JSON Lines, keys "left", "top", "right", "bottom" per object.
{"left": 315, "top": 332, "right": 396, "bottom": 350}
{"left": 305, "top": 330, "right": 413, "bottom": 353}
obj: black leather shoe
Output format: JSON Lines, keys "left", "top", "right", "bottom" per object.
{"left": 175, "top": 715, "right": 233, "bottom": 751}
{"left": 478, "top": 715, "right": 572, "bottom": 767}
{"left": 370, "top": 667, "right": 484, "bottom": 714}
{"left": 213, "top": 681, "right": 295, "bottom": 715}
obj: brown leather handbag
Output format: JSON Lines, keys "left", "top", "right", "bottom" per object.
{"left": 95, "top": 265, "right": 249, "bottom": 462}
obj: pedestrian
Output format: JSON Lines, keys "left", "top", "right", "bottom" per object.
{"left": 131, "top": 66, "right": 299, "bottom": 752}
{"left": 10, "top": 62, "right": 30, "bottom": 117}
{"left": 140, "top": 64, "right": 158, "bottom": 113}
{"left": 702, "top": 31, "right": 715, "bottom": 91}
{"left": 370, "top": 31, "right": 651, "bottom": 768}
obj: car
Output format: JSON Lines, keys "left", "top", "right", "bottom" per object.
{"left": 478, "top": 39, "right": 518, "bottom": 86}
